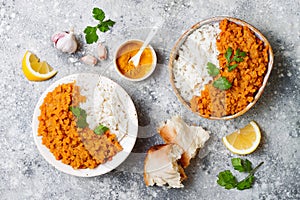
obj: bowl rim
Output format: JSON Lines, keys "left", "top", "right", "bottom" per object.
{"left": 168, "top": 16, "right": 274, "bottom": 120}
{"left": 113, "top": 39, "right": 157, "bottom": 82}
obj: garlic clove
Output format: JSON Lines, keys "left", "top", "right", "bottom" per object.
{"left": 51, "top": 30, "right": 78, "bottom": 54}
{"left": 51, "top": 32, "right": 67, "bottom": 44}
{"left": 97, "top": 43, "right": 107, "bottom": 61}
{"left": 80, "top": 55, "right": 98, "bottom": 66}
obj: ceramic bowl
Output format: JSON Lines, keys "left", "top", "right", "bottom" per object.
{"left": 168, "top": 16, "right": 274, "bottom": 120}
{"left": 114, "top": 39, "right": 157, "bottom": 82}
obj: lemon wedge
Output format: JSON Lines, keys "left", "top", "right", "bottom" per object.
{"left": 222, "top": 121, "right": 261, "bottom": 155}
{"left": 22, "top": 51, "right": 57, "bottom": 81}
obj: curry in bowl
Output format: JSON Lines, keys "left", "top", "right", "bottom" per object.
{"left": 169, "top": 17, "right": 273, "bottom": 119}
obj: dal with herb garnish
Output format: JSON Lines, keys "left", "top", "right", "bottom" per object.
{"left": 37, "top": 82, "right": 123, "bottom": 169}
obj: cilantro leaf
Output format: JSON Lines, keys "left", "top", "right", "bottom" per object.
{"left": 225, "top": 48, "right": 246, "bottom": 71}
{"left": 93, "top": 7, "right": 105, "bottom": 21}
{"left": 79, "top": 108, "right": 87, "bottom": 119}
{"left": 217, "top": 170, "right": 237, "bottom": 189}
{"left": 84, "top": 8, "right": 116, "bottom": 44}
{"left": 94, "top": 124, "right": 109, "bottom": 135}
{"left": 232, "top": 48, "right": 246, "bottom": 63}
{"left": 239, "top": 52, "right": 247, "bottom": 57}
{"left": 225, "top": 47, "right": 233, "bottom": 64}
{"left": 236, "top": 49, "right": 247, "bottom": 57}
{"left": 217, "top": 159, "right": 263, "bottom": 191}
{"left": 98, "top": 24, "right": 110, "bottom": 32}
{"left": 236, "top": 175, "right": 255, "bottom": 190}
{"left": 207, "top": 62, "right": 220, "bottom": 77}
{"left": 228, "top": 63, "right": 239, "bottom": 72}
{"left": 77, "top": 117, "right": 88, "bottom": 128}
{"left": 231, "top": 158, "right": 252, "bottom": 173}
{"left": 69, "top": 106, "right": 80, "bottom": 117}
{"left": 234, "top": 57, "right": 244, "bottom": 62}
{"left": 213, "top": 77, "right": 232, "bottom": 90}
{"left": 98, "top": 19, "right": 116, "bottom": 32}
{"left": 69, "top": 106, "right": 89, "bottom": 128}
{"left": 103, "top": 19, "right": 115, "bottom": 27}
{"left": 84, "top": 26, "right": 98, "bottom": 44}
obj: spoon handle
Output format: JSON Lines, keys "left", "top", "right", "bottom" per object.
{"left": 138, "top": 20, "right": 164, "bottom": 55}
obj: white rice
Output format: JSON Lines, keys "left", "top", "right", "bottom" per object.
{"left": 173, "top": 23, "right": 221, "bottom": 102}
{"left": 76, "top": 76, "right": 128, "bottom": 141}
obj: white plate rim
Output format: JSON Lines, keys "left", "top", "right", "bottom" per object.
{"left": 32, "top": 73, "right": 138, "bottom": 177}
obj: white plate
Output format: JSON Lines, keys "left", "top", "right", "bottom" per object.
{"left": 32, "top": 73, "right": 138, "bottom": 177}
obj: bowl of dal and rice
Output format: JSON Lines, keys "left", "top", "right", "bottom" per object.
{"left": 32, "top": 73, "right": 138, "bottom": 176}
{"left": 169, "top": 16, "right": 274, "bottom": 120}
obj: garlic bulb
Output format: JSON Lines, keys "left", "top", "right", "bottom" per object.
{"left": 97, "top": 43, "right": 107, "bottom": 60}
{"left": 51, "top": 30, "right": 78, "bottom": 54}
{"left": 80, "top": 55, "right": 97, "bottom": 66}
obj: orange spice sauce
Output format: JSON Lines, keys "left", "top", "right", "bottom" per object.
{"left": 116, "top": 41, "right": 153, "bottom": 79}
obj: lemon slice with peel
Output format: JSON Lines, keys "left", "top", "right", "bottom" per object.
{"left": 22, "top": 51, "right": 57, "bottom": 81}
{"left": 222, "top": 121, "right": 261, "bottom": 155}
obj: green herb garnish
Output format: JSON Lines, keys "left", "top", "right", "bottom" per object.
{"left": 236, "top": 175, "right": 255, "bottom": 190}
{"left": 231, "top": 158, "right": 252, "bottom": 173}
{"left": 213, "top": 77, "right": 232, "bottom": 90}
{"left": 84, "top": 7, "right": 116, "bottom": 44}
{"left": 217, "top": 158, "right": 264, "bottom": 190}
{"left": 225, "top": 47, "right": 247, "bottom": 71}
{"left": 233, "top": 49, "right": 247, "bottom": 62}
{"left": 235, "top": 161, "right": 264, "bottom": 190}
{"left": 225, "top": 47, "right": 233, "bottom": 64}
{"left": 207, "top": 62, "right": 220, "bottom": 77}
{"left": 94, "top": 124, "right": 109, "bottom": 135}
{"left": 76, "top": 117, "right": 88, "bottom": 129}
{"left": 209, "top": 48, "right": 246, "bottom": 90}
{"left": 69, "top": 106, "right": 88, "bottom": 128}
{"left": 228, "top": 63, "right": 239, "bottom": 72}
{"left": 84, "top": 26, "right": 98, "bottom": 44}
{"left": 69, "top": 106, "right": 81, "bottom": 117}
{"left": 217, "top": 170, "right": 237, "bottom": 189}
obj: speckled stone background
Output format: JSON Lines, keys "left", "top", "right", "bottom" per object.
{"left": 0, "top": 0, "right": 299, "bottom": 199}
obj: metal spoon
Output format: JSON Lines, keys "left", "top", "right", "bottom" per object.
{"left": 129, "top": 20, "right": 164, "bottom": 67}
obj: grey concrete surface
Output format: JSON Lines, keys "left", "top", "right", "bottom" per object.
{"left": 0, "top": 0, "right": 299, "bottom": 199}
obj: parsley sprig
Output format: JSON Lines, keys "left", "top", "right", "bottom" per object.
{"left": 206, "top": 47, "right": 247, "bottom": 90}
{"left": 217, "top": 158, "right": 264, "bottom": 190}
{"left": 94, "top": 124, "right": 109, "bottom": 135}
{"left": 206, "top": 62, "right": 232, "bottom": 91}
{"left": 70, "top": 106, "right": 110, "bottom": 135}
{"left": 69, "top": 106, "right": 88, "bottom": 128}
{"left": 232, "top": 158, "right": 252, "bottom": 172}
{"left": 217, "top": 170, "right": 237, "bottom": 189}
{"left": 84, "top": 8, "right": 116, "bottom": 44}
{"left": 225, "top": 47, "right": 247, "bottom": 71}
{"left": 207, "top": 62, "right": 220, "bottom": 77}
{"left": 213, "top": 77, "right": 232, "bottom": 90}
